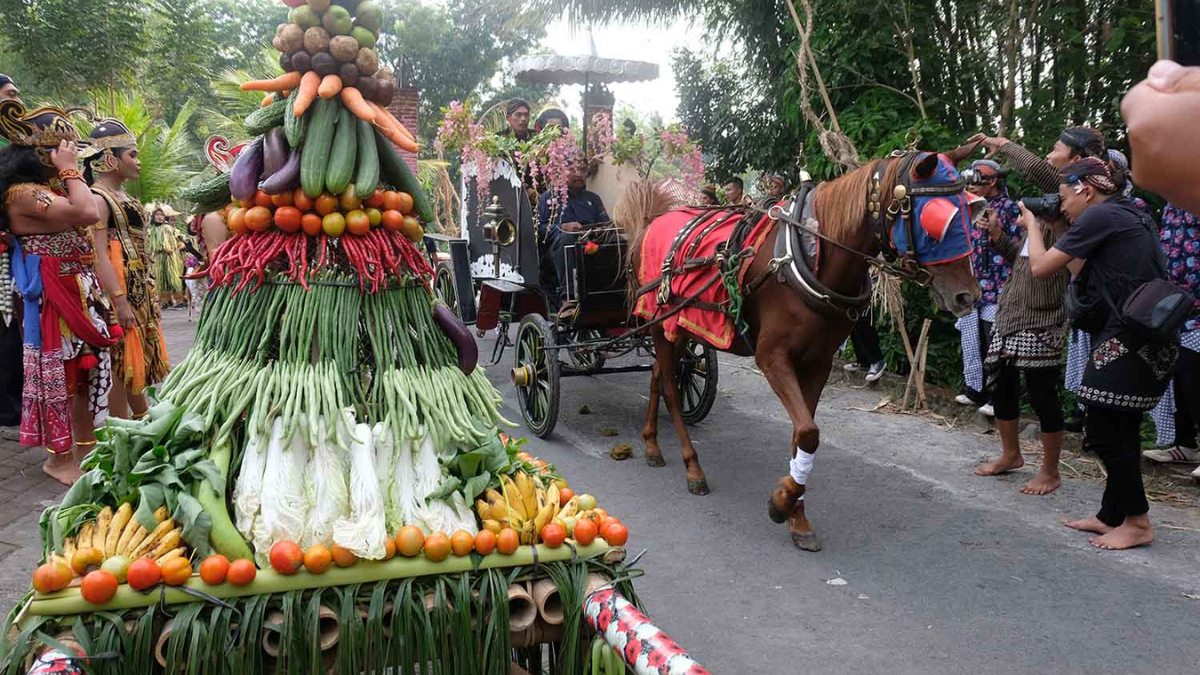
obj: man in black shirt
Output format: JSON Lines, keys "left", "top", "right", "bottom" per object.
{"left": 498, "top": 99, "right": 533, "bottom": 142}
{"left": 537, "top": 160, "right": 609, "bottom": 312}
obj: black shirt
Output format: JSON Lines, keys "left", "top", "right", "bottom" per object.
{"left": 1055, "top": 197, "right": 1166, "bottom": 339}
{"left": 537, "top": 189, "right": 609, "bottom": 240}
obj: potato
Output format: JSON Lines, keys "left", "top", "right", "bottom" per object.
{"left": 329, "top": 35, "right": 360, "bottom": 63}
{"left": 355, "top": 48, "right": 378, "bottom": 77}
{"left": 303, "top": 26, "right": 331, "bottom": 55}
{"left": 280, "top": 24, "right": 305, "bottom": 53}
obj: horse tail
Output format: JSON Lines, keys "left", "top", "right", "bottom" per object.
{"left": 618, "top": 179, "right": 687, "bottom": 307}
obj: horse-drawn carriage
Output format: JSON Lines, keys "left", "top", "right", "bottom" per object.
{"left": 423, "top": 158, "right": 719, "bottom": 437}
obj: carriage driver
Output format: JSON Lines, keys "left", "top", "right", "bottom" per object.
{"left": 537, "top": 159, "right": 610, "bottom": 314}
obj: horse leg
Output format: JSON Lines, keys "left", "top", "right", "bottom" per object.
{"left": 653, "top": 330, "right": 709, "bottom": 495}
{"left": 785, "top": 360, "right": 835, "bottom": 552}
{"left": 642, "top": 354, "right": 666, "bottom": 468}
{"left": 758, "top": 350, "right": 823, "bottom": 550}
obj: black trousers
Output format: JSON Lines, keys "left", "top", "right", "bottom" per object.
{"left": 0, "top": 306, "right": 22, "bottom": 427}
{"left": 1173, "top": 347, "right": 1200, "bottom": 448}
{"left": 849, "top": 315, "right": 883, "bottom": 366}
{"left": 1084, "top": 406, "right": 1149, "bottom": 527}
{"left": 991, "top": 363, "right": 1064, "bottom": 432}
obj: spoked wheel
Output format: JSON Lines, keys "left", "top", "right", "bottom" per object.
{"left": 567, "top": 329, "right": 607, "bottom": 373}
{"left": 513, "top": 314, "right": 560, "bottom": 438}
{"left": 678, "top": 339, "right": 719, "bottom": 425}
{"left": 434, "top": 263, "right": 459, "bottom": 317}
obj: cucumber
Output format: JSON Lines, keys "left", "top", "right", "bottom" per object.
{"left": 283, "top": 88, "right": 306, "bottom": 149}
{"left": 354, "top": 118, "right": 379, "bottom": 196}
{"left": 301, "top": 97, "right": 338, "bottom": 198}
{"left": 179, "top": 172, "right": 231, "bottom": 211}
{"left": 244, "top": 98, "right": 288, "bottom": 136}
{"left": 194, "top": 440, "right": 254, "bottom": 561}
{"left": 375, "top": 128, "right": 435, "bottom": 224}
{"left": 324, "top": 105, "right": 357, "bottom": 195}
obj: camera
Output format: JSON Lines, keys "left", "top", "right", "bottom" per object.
{"left": 1019, "top": 194, "right": 1063, "bottom": 220}
{"left": 961, "top": 167, "right": 1008, "bottom": 185}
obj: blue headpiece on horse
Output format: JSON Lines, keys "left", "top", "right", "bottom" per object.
{"left": 887, "top": 153, "right": 981, "bottom": 266}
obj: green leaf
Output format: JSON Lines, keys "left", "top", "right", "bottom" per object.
{"left": 462, "top": 472, "right": 491, "bottom": 502}
{"left": 426, "top": 475, "right": 462, "bottom": 503}
{"left": 185, "top": 459, "right": 226, "bottom": 496}
{"left": 134, "top": 484, "right": 167, "bottom": 531}
{"left": 172, "top": 492, "right": 212, "bottom": 558}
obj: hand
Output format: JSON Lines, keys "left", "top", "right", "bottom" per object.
{"left": 560, "top": 221, "right": 583, "bottom": 233}
{"left": 1016, "top": 202, "right": 1039, "bottom": 232}
{"left": 50, "top": 140, "right": 80, "bottom": 174}
{"left": 1122, "top": 60, "right": 1200, "bottom": 213}
{"left": 114, "top": 297, "right": 135, "bottom": 329}
{"left": 976, "top": 208, "right": 999, "bottom": 236}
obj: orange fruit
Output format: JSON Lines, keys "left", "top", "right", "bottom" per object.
{"left": 396, "top": 526, "right": 425, "bottom": 557}
{"left": 274, "top": 206, "right": 302, "bottom": 233}
{"left": 269, "top": 541, "right": 304, "bottom": 575}
{"left": 423, "top": 532, "right": 451, "bottom": 562}
{"left": 345, "top": 209, "right": 371, "bottom": 236}
{"left": 80, "top": 570, "right": 119, "bottom": 604}
{"left": 228, "top": 207, "right": 248, "bottom": 235}
{"left": 339, "top": 184, "right": 362, "bottom": 211}
{"left": 126, "top": 558, "right": 162, "bottom": 591}
{"left": 474, "top": 529, "right": 497, "bottom": 556}
{"left": 601, "top": 522, "right": 628, "bottom": 546}
{"left": 540, "top": 523, "right": 566, "bottom": 548}
{"left": 321, "top": 212, "right": 346, "bottom": 237}
{"left": 304, "top": 545, "right": 332, "bottom": 573}
{"left": 396, "top": 191, "right": 415, "bottom": 215}
{"left": 381, "top": 210, "right": 404, "bottom": 232}
{"left": 516, "top": 452, "right": 532, "bottom": 462}
{"left": 572, "top": 518, "right": 597, "bottom": 546}
{"left": 314, "top": 193, "right": 339, "bottom": 216}
{"left": 254, "top": 190, "right": 274, "bottom": 209}
{"left": 400, "top": 216, "right": 423, "bottom": 242}
{"left": 450, "top": 530, "right": 474, "bottom": 557}
{"left": 330, "top": 544, "right": 357, "bottom": 568}
{"left": 381, "top": 190, "right": 402, "bottom": 212}
{"left": 32, "top": 561, "right": 73, "bottom": 594}
{"left": 496, "top": 528, "right": 519, "bottom": 555}
{"left": 227, "top": 559, "right": 257, "bottom": 586}
{"left": 383, "top": 537, "right": 397, "bottom": 560}
{"left": 270, "top": 190, "right": 294, "bottom": 207}
{"left": 238, "top": 196, "right": 254, "bottom": 209}
{"left": 199, "top": 555, "right": 230, "bottom": 585}
{"left": 365, "top": 189, "right": 386, "bottom": 209}
{"left": 365, "top": 207, "right": 382, "bottom": 227}
{"left": 293, "top": 188, "right": 315, "bottom": 212}
{"left": 245, "top": 205, "right": 273, "bottom": 232}
{"left": 161, "top": 558, "right": 192, "bottom": 586}
{"left": 301, "top": 213, "right": 323, "bottom": 236}
{"left": 559, "top": 487, "right": 575, "bottom": 505}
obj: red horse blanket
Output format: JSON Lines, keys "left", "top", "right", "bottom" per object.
{"left": 633, "top": 208, "right": 774, "bottom": 349}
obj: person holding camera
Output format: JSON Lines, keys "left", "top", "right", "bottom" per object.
{"left": 1025, "top": 158, "right": 1179, "bottom": 550}
{"left": 955, "top": 160, "right": 1021, "bottom": 415}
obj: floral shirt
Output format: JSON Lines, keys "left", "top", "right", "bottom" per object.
{"left": 971, "top": 190, "right": 1021, "bottom": 308}
{"left": 1159, "top": 203, "right": 1200, "bottom": 334}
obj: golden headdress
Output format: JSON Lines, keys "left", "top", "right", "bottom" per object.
{"left": 80, "top": 118, "right": 137, "bottom": 174}
{"left": 0, "top": 100, "right": 87, "bottom": 167}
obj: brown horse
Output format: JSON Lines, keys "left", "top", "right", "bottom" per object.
{"left": 628, "top": 145, "right": 982, "bottom": 551}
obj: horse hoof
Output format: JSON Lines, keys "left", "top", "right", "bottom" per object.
{"left": 790, "top": 531, "right": 822, "bottom": 552}
{"left": 687, "top": 478, "right": 710, "bottom": 495}
{"left": 645, "top": 454, "right": 666, "bottom": 468}
{"left": 767, "top": 496, "right": 790, "bottom": 524}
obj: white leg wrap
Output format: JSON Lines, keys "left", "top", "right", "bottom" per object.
{"left": 789, "top": 449, "right": 816, "bottom": 486}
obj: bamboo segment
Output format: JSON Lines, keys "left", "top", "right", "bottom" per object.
{"left": 154, "top": 619, "right": 175, "bottom": 667}
{"left": 507, "top": 582, "right": 537, "bottom": 633}
{"left": 584, "top": 573, "right": 612, "bottom": 600}
{"left": 263, "top": 610, "right": 285, "bottom": 657}
{"left": 511, "top": 621, "right": 565, "bottom": 648}
{"left": 531, "top": 578, "right": 563, "bottom": 625}
{"left": 357, "top": 601, "right": 394, "bottom": 637}
{"left": 318, "top": 605, "right": 340, "bottom": 651}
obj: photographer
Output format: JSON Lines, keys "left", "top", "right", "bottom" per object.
{"left": 1027, "top": 158, "right": 1177, "bottom": 550}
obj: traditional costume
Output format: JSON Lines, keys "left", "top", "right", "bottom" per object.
{"left": 147, "top": 205, "right": 185, "bottom": 300}
{"left": 0, "top": 101, "right": 119, "bottom": 452}
{"left": 81, "top": 120, "right": 170, "bottom": 397}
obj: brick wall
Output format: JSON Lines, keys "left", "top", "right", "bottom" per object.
{"left": 386, "top": 86, "right": 420, "bottom": 173}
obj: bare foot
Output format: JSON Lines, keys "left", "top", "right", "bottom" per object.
{"left": 1020, "top": 472, "right": 1061, "bottom": 495}
{"left": 1089, "top": 521, "right": 1154, "bottom": 550}
{"left": 1063, "top": 516, "right": 1114, "bottom": 534}
{"left": 42, "top": 454, "right": 83, "bottom": 486}
{"left": 974, "top": 454, "right": 1024, "bottom": 476}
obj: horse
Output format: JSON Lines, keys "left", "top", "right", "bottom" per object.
{"left": 627, "top": 143, "right": 983, "bottom": 551}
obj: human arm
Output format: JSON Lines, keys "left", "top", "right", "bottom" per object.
{"left": 1122, "top": 60, "right": 1200, "bottom": 214}
{"left": 1021, "top": 203, "right": 1082, "bottom": 278}
{"left": 89, "top": 220, "right": 135, "bottom": 328}
{"left": 200, "top": 211, "right": 228, "bottom": 255}
{"left": 986, "top": 217, "right": 1021, "bottom": 264}
{"left": 5, "top": 142, "right": 99, "bottom": 235}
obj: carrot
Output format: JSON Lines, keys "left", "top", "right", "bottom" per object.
{"left": 340, "top": 88, "right": 376, "bottom": 122}
{"left": 261, "top": 93, "right": 276, "bottom": 107}
{"left": 239, "top": 71, "right": 302, "bottom": 92}
{"left": 367, "top": 101, "right": 416, "bottom": 144}
{"left": 317, "top": 74, "right": 344, "bottom": 100}
{"left": 374, "top": 120, "right": 420, "bottom": 154}
{"left": 293, "top": 71, "right": 321, "bottom": 116}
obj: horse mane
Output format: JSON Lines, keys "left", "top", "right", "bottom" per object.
{"left": 812, "top": 158, "right": 903, "bottom": 247}
{"left": 622, "top": 180, "right": 688, "bottom": 292}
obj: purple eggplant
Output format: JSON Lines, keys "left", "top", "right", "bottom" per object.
{"left": 433, "top": 303, "right": 477, "bottom": 376}
{"left": 261, "top": 148, "right": 301, "bottom": 195}
{"left": 229, "top": 136, "right": 263, "bottom": 202}
{"left": 262, "top": 127, "right": 289, "bottom": 180}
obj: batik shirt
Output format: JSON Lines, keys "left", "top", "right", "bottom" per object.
{"left": 971, "top": 190, "right": 1021, "bottom": 308}
{"left": 1159, "top": 204, "right": 1200, "bottom": 336}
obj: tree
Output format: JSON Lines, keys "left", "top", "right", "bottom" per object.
{"left": 145, "top": 0, "right": 221, "bottom": 120}
{"left": 208, "top": 0, "right": 290, "bottom": 71}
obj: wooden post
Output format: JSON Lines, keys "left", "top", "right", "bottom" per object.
{"left": 902, "top": 319, "right": 932, "bottom": 410}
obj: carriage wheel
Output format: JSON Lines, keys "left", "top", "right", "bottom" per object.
{"left": 434, "top": 263, "right": 459, "bottom": 318}
{"left": 678, "top": 340, "right": 719, "bottom": 425}
{"left": 567, "top": 329, "right": 607, "bottom": 373}
{"left": 513, "top": 314, "right": 560, "bottom": 438}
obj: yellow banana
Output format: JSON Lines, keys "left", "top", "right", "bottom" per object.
{"left": 501, "top": 475, "right": 527, "bottom": 520}
{"left": 559, "top": 496, "right": 579, "bottom": 519}
{"left": 546, "top": 484, "right": 560, "bottom": 513}
{"left": 475, "top": 498, "right": 491, "bottom": 520}
{"left": 516, "top": 472, "right": 538, "bottom": 518}
{"left": 519, "top": 520, "right": 537, "bottom": 545}
{"left": 533, "top": 501, "right": 554, "bottom": 542}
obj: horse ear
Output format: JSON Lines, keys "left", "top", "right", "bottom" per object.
{"left": 943, "top": 138, "right": 985, "bottom": 164}
{"left": 912, "top": 153, "right": 939, "bottom": 181}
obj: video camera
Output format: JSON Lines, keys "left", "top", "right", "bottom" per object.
{"left": 1019, "top": 194, "right": 1063, "bottom": 220}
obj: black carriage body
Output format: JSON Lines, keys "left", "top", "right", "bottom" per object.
{"left": 461, "top": 159, "right": 541, "bottom": 288}
{"left": 561, "top": 226, "right": 629, "bottom": 329}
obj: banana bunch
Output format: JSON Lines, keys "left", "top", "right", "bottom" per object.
{"left": 51, "top": 504, "right": 187, "bottom": 577}
{"left": 474, "top": 472, "right": 566, "bottom": 544}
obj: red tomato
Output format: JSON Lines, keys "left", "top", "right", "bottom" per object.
{"left": 274, "top": 206, "right": 302, "bottom": 233}
{"left": 301, "top": 213, "right": 323, "bottom": 236}
{"left": 244, "top": 206, "right": 273, "bottom": 232}
{"left": 601, "top": 522, "right": 628, "bottom": 546}
{"left": 572, "top": 518, "right": 597, "bottom": 546}
{"left": 254, "top": 190, "right": 273, "bottom": 209}
{"left": 227, "top": 559, "right": 257, "bottom": 586}
{"left": 227, "top": 207, "right": 248, "bottom": 235}
{"left": 199, "top": 555, "right": 230, "bottom": 585}
{"left": 381, "top": 191, "right": 402, "bottom": 212}
{"left": 270, "top": 190, "right": 294, "bottom": 208}
{"left": 345, "top": 209, "right": 371, "bottom": 236}
{"left": 540, "top": 523, "right": 566, "bottom": 548}
{"left": 314, "top": 193, "right": 339, "bottom": 216}
{"left": 559, "top": 487, "right": 575, "bottom": 504}
{"left": 293, "top": 189, "right": 315, "bottom": 212}
{"left": 365, "top": 189, "right": 386, "bottom": 209}
{"left": 269, "top": 541, "right": 304, "bottom": 575}
{"left": 381, "top": 210, "right": 404, "bottom": 232}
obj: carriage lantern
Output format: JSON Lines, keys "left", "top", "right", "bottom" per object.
{"left": 481, "top": 195, "right": 518, "bottom": 278}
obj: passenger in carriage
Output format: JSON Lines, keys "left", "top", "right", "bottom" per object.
{"left": 722, "top": 177, "right": 747, "bottom": 205}
{"left": 498, "top": 98, "right": 533, "bottom": 142}
{"left": 534, "top": 107, "right": 570, "bottom": 132}
{"left": 764, "top": 173, "right": 787, "bottom": 200}
{"left": 537, "top": 159, "right": 610, "bottom": 314}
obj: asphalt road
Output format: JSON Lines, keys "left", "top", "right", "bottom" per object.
{"left": 478, "top": 331, "right": 1200, "bottom": 675}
